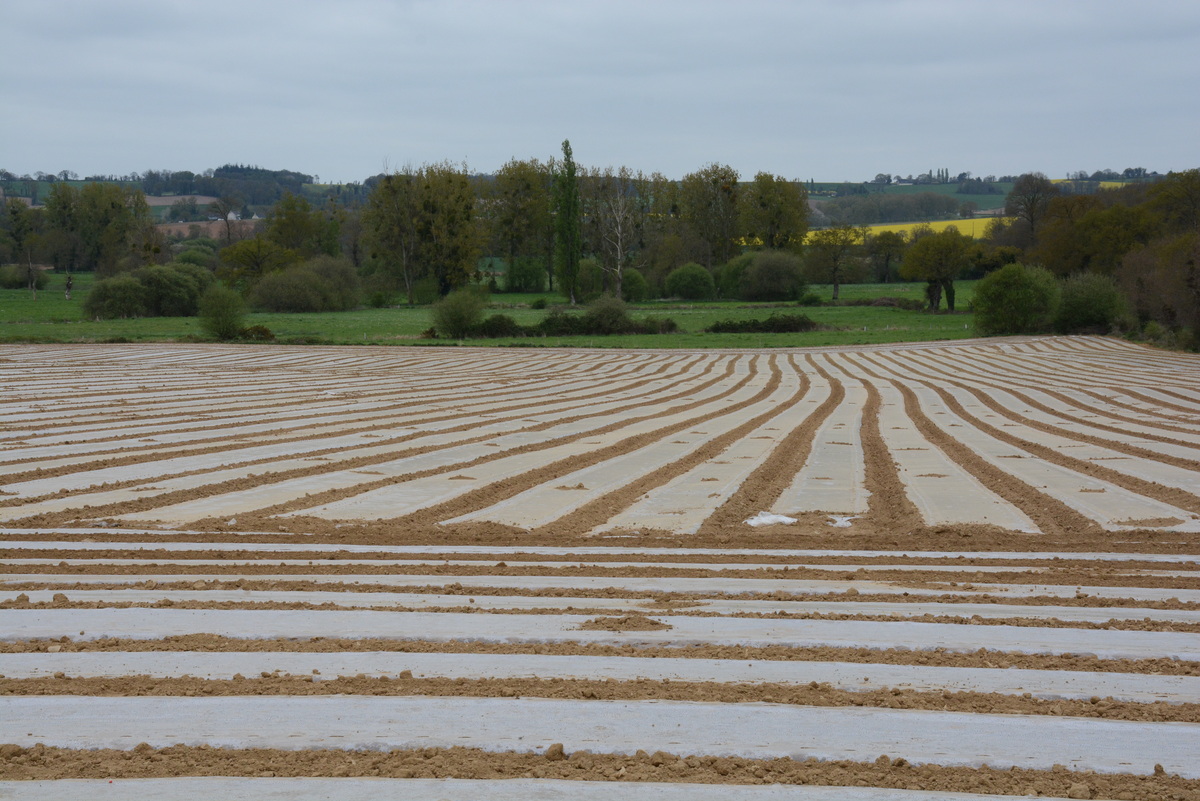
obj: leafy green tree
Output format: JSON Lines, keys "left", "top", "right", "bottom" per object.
{"left": 42, "top": 182, "right": 150, "bottom": 275}
{"left": 1148, "top": 168, "right": 1200, "bottom": 231}
{"left": 41, "top": 183, "right": 83, "bottom": 272}
{"left": 739, "top": 172, "right": 808, "bottom": 252}
{"left": 266, "top": 192, "right": 339, "bottom": 257}
{"left": 168, "top": 196, "right": 204, "bottom": 222}
{"left": 806, "top": 224, "right": 864, "bottom": 300}
{"left": 87, "top": 184, "right": 152, "bottom": 275}
{"left": 126, "top": 216, "right": 171, "bottom": 271}
{"left": 866, "top": 230, "right": 906, "bottom": 282}
{"left": 218, "top": 236, "right": 298, "bottom": 291}
{"left": 416, "top": 161, "right": 482, "bottom": 295}
{"left": 973, "top": 263, "right": 1061, "bottom": 336}
{"left": 363, "top": 172, "right": 422, "bottom": 304}
{"left": 554, "top": 140, "right": 583, "bottom": 304}
{"left": 198, "top": 284, "right": 245, "bottom": 340}
{"left": 899, "top": 226, "right": 972, "bottom": 311}
{"left": 489, "top": 158, "right": 553, "bottom": 293}
{"left": 1116, "top": 232, "right": 1200, "bottom": 342}
{"left": 665, "top": 262, "right": 716, "bottom": 300}
{"left": 3, "top": 199, "right": 45, "bottom": 290}
{"left": 1033, "top": 200, "right": 1158, "bottom": 276}
{"left": 1004, "top": 172, "right": 1059, "bottom": 242}
{"left": 680, "top": 163, "right": 740, "bottom": 268}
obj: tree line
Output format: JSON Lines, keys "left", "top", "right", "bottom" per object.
{"left": 972, "top": 170, "right": 1200, "bottom": 347}
{"left": 1, "top": 151, "right": 1197, "bottom": 348}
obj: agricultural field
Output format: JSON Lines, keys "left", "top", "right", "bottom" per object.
{"left": 863, "top": 218, "right": 1000, "bottom": 239}
{"left": 2, "top": 338, "right": 1199, "bottom": 800}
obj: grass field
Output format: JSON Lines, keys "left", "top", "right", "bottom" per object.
{"left": 0, "top": 272, "right": 978, "bottom": 348}
{"left": 867, "top": 180, "right": 1014, "bottom": 210}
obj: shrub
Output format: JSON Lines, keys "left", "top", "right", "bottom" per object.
{"left": 648, "top": 317, "right": 680, "bottom": 334}
{"left": 533, "top": 305, "right": 676, "bottom": 338}
{"left": 171, "top": 261, "right": 215, "bottom": 292}
{"left": 432, "top": 287, "right": 489, "bottom": 339}
{"left": 717, "top": 254, "right": 754, "bottom": 299}
{"left": 135, "top": 263, "right": 209, "bottom": 317}
{"left": 706, "top": 313, "right": 819, "bottom": 334}
{"left": 973, "top": 263, "right": 1061, "bottom": 336}
{"left": 1142, "top": 320, "right": 1168, "bottom": 342}
{"left": 84, "top": 263, "right": 214, "bottom": 319}
{"left": 1054, "top": 273, "right": 1130, "bottom": 334}
{"left": 366, "top": 290, "right": 391, "bottom": 308}
{"left": 665, "top": 262, "right": 715, "bottom": 300}
{"left": 576, "top": 257, "right": 605, "bottom": 302}
{"left": 250, "top": 269, "right": 331, "bottom": 312}
{"left": 530, "top": 297, "right": 548, "bottom": 310}
{"left": 198, "top": 284, "right": 245, "bottom": 340}
{"left": 177, "top": 237, "right": 219, "bottom": 254}
{"left": 83, "top": 275, "right": 148, "bottom": 319}
{"left": 305, "top": 255, "right": 361, "bottom": 311}
{"left": 248, "top": 257, "right": 359, "bottom": 313}
{"left": 239, "top": 324, "right": 275, "bottom": 341}
{"left": 621, "top": 268, "right": 650, "bottom": 303}
{"left": 0, "top": 264, "right": 48, "bottom": 290}
{"left": 471, "top": 313, "right": 525, "bottom": 338}
{"left": 174, "top": 249, "right": 214, "bottom": 268}
{"left": 537, "top": 309, "right": 586, "bottom": 337}
{"left": 739, "top": 250, "right": 807, "bottom": 302}
{"left": 580, "top": 294, "right": 632, "bottom": 335}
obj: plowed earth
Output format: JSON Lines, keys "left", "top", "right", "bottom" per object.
{"left": 2, "top": 337, "right": 1199, "bottom": 800}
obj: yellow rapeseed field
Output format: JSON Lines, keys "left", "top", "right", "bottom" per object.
{"left": 1051, "top": 179, "right": 1127, "bottom": 190}
{"left": 860, "top": 217, "right": 1006, "bottom": 239}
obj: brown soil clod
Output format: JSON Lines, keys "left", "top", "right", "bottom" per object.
{"left": 577, "top": 615, "right": 673, "bottom": 631}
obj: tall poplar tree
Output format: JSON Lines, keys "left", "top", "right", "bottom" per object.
{"left": 554, "top": 139, "right": 582, "bottom": 304}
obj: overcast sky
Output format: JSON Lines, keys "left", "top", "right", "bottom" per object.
{"left": 4, "top": 0, "right": 1198, "bottom": 183}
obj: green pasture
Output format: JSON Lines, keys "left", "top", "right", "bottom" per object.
{"left": 0, "top": 272, "right": 979, "bottom": 348}
{"left": 872, "top": 181, "right": 1014, "bottom": 210}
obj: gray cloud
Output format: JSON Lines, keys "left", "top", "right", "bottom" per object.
{"left": 3, "top": 0, "right": 1197, "bottom": 182}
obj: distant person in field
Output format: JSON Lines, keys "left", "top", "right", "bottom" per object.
{"left": 65, "top": 275, "right": 73, "bottom": 300}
